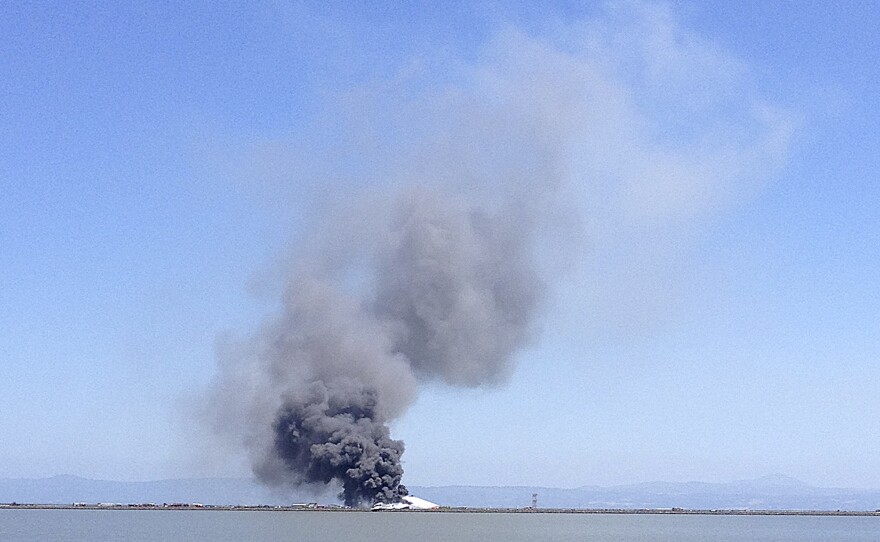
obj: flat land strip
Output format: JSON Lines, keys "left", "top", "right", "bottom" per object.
{"left": 2, "top": 504, "right": 879, "bottom": 516}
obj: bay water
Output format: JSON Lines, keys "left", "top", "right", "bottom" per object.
{"left": 2, "top": 509, "right": 878, "bottom": 542}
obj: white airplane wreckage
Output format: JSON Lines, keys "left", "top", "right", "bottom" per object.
{"left": 371, "top": 496, "right": 440, "bottom": 511}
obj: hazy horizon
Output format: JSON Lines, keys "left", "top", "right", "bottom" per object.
{"left": 5, "top": 472, "right": 880, "bottom": 512}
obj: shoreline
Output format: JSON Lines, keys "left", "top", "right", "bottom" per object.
{"left": 2, "top": 504, "right": 879, "bottom": 516}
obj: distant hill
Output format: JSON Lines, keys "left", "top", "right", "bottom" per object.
{"left": 414, "top": 475, "right": 880, "bottom": 511}
{"left": 2, "top": 474, "right": 878, "bottom": 511}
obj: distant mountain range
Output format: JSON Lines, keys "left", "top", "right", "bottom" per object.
{"left": 2, "top": 474, "right": 878, "bottom": 511}
{"left": 414, "top": 475, "right": 880, "bottom": 511}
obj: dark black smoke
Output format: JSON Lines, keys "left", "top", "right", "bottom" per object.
{"left": 260, "top": 384, "right": 407, "bottom": 507}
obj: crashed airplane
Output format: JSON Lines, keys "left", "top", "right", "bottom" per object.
{"left": 371, "top": 496, "right": 439, "bottom": 511}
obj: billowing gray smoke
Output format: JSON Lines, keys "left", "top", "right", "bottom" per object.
{"left": 375, "top": 187, "right": 543, "bottom": 386}
{"left": 214, "top": 184, "right": 548, "bottom": 506}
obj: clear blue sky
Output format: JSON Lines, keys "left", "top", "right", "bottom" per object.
{"left": 1, "top": 1, "right": 878, "bottom": 489}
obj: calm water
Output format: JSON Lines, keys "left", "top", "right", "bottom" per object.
{"left": 1, "top": 510, "right": 879, "bottom": 542}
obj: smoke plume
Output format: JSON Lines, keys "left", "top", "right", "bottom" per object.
{"left": 205, "top": 4, "right": 790, "bottom": 506}
{"left": 212, "top": 183, "right": 548, "bottom": 506}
